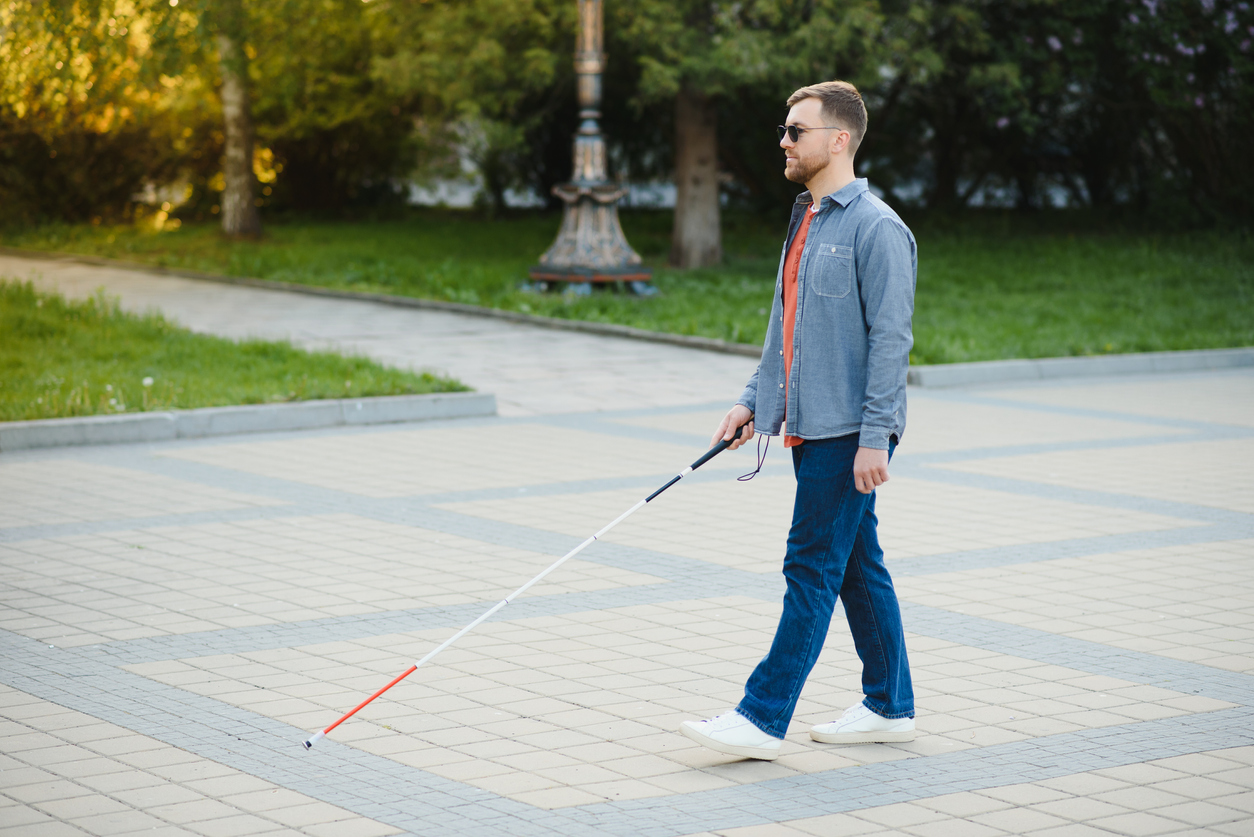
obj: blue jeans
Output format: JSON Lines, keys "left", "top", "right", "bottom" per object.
{"left": 737, "top": 433, "right": 914, "bottom": 738}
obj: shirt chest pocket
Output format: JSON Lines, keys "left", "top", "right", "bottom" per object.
{"left": 811, "top": 243, "right": 853, "bottom": 299}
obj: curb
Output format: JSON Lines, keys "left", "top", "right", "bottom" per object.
{"left": 0, "top": 392, "right": 496, "bottom": 452}
{"left": 0, "top": 246, "right": 761, "bottom": 358}
{"left": 908, "top": 347, "right": 1254, "bottom": 388}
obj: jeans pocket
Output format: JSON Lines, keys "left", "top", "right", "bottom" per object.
{"left": 812, "top": 243, "right": 853, "bottom": 298}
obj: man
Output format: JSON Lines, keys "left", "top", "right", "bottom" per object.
{"left": 680, "top": 81, "right": 917, "bottom": 760}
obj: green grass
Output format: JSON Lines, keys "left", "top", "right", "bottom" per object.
{"left": 4, "top": 208, "right": 1251, "bottom": 364}
{"left": 0, "top": 281, "right": 467, "bottom": 422}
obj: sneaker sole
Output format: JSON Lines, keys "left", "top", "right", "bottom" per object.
{"left": 680, "top": 723, "right": 781, "bottom": 760}
{"left": 809, "top": 728, "right": 916, "bottom": 744}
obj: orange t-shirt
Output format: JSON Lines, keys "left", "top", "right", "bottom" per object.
{"left": 781, "top": 207, "right": 816, "bottom": 447}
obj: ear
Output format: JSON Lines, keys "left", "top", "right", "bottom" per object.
{"left": 829, "top": 129, "right": 851, "bottom": 157}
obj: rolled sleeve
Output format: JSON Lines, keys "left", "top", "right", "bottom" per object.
{"left": 737, "top": 366, "right": 760, "bottom": 415}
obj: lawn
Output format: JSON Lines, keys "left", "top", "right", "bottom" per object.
{"left": 4, "top": 209, "right": 1251, "bottom": 364}
{"left": 0, "top": 281, "right": 467, "bottom": 422}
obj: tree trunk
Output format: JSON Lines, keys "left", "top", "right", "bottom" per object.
{"left": 217, "top": 33, "right": 261, "bottom": 237}
{"left": 670, "top": 86, "right": 721, "bottom": 268}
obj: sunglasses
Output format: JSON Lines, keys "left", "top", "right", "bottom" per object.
{"left": 777, "top": 124, "right": 844, "bottom": 143}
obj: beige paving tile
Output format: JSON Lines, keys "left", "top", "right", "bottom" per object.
{"left": 787, "top": 811, "right": 889, "bottom": 836}
{"left": 1087, "top": 810, "right": 1189, "bottom": 835}
{"left": 915, "top": 791, "right": 1014, "bottom": 817}
{"left": 897, "top": 540, "right": 1254, "bottom": 674}
{"left": 1020, "top": 825, "right": 1126, "bottom": 837}
{"left": 441, "top": 474, "right": 795, "bottom": 574}
{"left": 760, "top": 749, "right": 1254, "bottom": 837}
{"left": 1151, "top": 799, "right": 1249, "bottom": 827}
{"left": 901, "top": 396, "right": 1190, "bottom": 454}
{"left": 613, "top": 408, "right": 738, "bottom": 438}
{"left": 944, "top": 437, "right": 1254, "bottom": 514}
{"left": 439, "top": 473, "right": 1202, "bottom": 574}
{"left": 0, "top": 460, "right": 284, "bottom": 530}
{"left": 1030, "top": 796, "right": 1132, "bottom": 821}
{"left": 989, "top": 371, "right": 1254, "bottom": 429}
{"left": 2, "top": 821, "right": 96, "bottom": 836}
{"left": 161, "top": 423, "right": 706, "bottom": 497}
{"left": 713, "top": 823, "right": 815, "bottom": 836}
{"left": 904, "top": 819, "right": 1010, "bottom": 837}
{"left": 184, "top": 813, "right": 294, "bottom": 836}
{"left": 303, "top": 818, "right": 403, "bottom": 837}
{"left": 1, "top": 513, "right": 662, "bottom": 647}
{"left": 851, "top": 801, "right": 948, "bottom": 828}
{"left": 970, "top": 807, "right": 1071, "bottom": 832}
{"left": 875, "top": 479, "right": 1202, "bottom": 559}
{"left": 0, "top": 685, "right": 397, "bottom": 837}
{"left": 1149, "top": 752, "right": 1252, "bottom": 775}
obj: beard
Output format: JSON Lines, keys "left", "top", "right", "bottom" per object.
{"left": 784, "top": 150, "right": 828, "bottom": 184}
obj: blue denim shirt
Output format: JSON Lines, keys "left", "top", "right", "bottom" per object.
{"left": 737, "top": 178, "right": 916, "bottom": 450}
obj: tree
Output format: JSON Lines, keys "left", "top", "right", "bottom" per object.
{"left": 614, "top": 0, "right": 888, "bottom": 267}
{"left": 1117, "top": 0, "right": 1254, "bottom": 219}
{"left": 370, "top": 0, "right": 574, "bottom": 216}
{"left": 0, "top": 0, "right": 198, "bottom": 222}
{"left": 245, "top": 0, "right": 416, "bottom": 212}
{"left": 200, "top": 0, "right": 260, "bottom": 236}
{"left": 616, "top": 0, "right": 730, "bottom": 268}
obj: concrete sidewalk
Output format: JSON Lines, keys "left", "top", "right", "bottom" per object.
{"left": 2, "top": 256, "right": 1252, "bottom": 837}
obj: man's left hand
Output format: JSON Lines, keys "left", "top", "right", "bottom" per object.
{"left": 853, "top": 447, "right": 890, "bottom": 494}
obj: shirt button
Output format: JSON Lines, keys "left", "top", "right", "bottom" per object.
{"left": 779, "top": 383, "right": 784, "bottom": 388}
{"left": 779, "top": 350, "right": 783, "bottom": 355}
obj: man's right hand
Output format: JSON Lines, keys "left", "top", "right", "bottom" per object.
{"left": 712, "top": 404, "right": 755, "bottom": 451}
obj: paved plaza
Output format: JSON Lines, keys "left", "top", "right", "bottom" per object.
{"left": 2, "top": 255, "right": 1254, "bottom": 836}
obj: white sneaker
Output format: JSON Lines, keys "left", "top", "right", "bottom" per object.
{"left": 680, "top": 710, "right": 782, "bottom": 760}
{"left": 809, "top": 703, "right": 916, "bottom": 744}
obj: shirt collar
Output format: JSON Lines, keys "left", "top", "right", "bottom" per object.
{"left": 796, "top": 178, "right": 870, "bottom": 211}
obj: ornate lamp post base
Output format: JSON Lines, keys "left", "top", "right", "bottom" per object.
{"left": 529, "top": 184, "right": 651, "bottom": 288}
{"left": 530, "top": 0, "right": 651, "bottom": 295}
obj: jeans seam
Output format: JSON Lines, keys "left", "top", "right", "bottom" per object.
{"left": 761, "top": 442, "right": 837, "bottom": 737}
{"left": 851, "top": 518, "right": 914, "bottom": 720}
{"left": 761, "top": 466, "right": 859, "bottom": 733}
{"left": 762, "top": 572, "right": 829, "bottom": 736}
{"left": 850, "top": 539, "right": 889, "bottom": 708}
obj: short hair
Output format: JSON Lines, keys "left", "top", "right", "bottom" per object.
{"left": 786, "top": 80, "right": 867, "bottom": 155}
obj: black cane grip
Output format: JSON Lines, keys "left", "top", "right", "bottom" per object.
{"left": 724, "top": 422, "right": 752, "bottom": 448}
{"left": 691, "top": 422, "right": 752, "bottom": 470}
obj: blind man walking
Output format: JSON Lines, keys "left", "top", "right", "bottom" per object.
{"left": 682, "top": 81, "right": 917, "bottom": 760}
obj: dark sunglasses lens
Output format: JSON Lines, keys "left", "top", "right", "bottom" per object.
{"left": 777, "top": 125, "right": 787, "bottom": 141}
{"left": 777, "top": 125, "right": 799, "bottom": 142}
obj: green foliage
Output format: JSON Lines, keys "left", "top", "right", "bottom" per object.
{"left": 617, "top": 0, "right": 885, "bottom": 103}
{"left": 245, "top": 0, "right": 417, "bottom": 211}
{"left": 608, "top": 0, "right": 891, "bottom": 208}
{"left": 0, "top": 0, "right": 205, "bottom": 223}
{"left": 4, "top": 0, "right": 1252, "bottom": 221}
{"left": 1114, "top": 0, "right": 1254, "bottom": 218}
{"left": 6, "top": 211, "right": 1251, "bottom": 365}
{"left": 0, "top": 280, "right": 467, "bottom": 422}
{"left": 865, "top": 0, "right": 1254, "bottom": 217}
{"left": 371, "top": 0, "right": 576, "bottom": 213}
